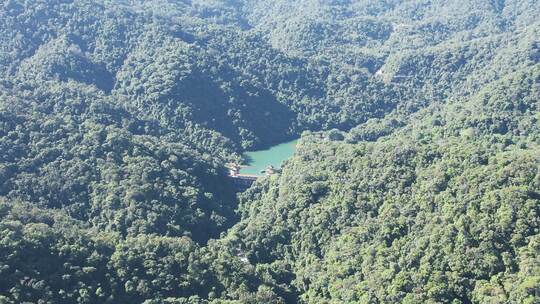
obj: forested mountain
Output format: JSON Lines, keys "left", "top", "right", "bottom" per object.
{"left": 0, "top": 0, "right": 539, "bottom": 303}
{"left": 223, "top": 66, "right": 540, "bottom": 303}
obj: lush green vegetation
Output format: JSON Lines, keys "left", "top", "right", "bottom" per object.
{"left": 0, "top": 0, "right": 539, "bottom": 303}
{"left": 226, "top": 66, "right": 540, "bottom": 303}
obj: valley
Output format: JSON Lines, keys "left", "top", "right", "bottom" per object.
{"left": 0, "top": 1, "right": 539, "bottom": 303}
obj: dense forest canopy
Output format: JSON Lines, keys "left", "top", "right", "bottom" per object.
{"left": 0, "top": 0, "right": 539, "bottom": 303}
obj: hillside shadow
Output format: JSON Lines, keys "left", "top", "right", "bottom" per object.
{"left": 179, "top": 65, "right": 296, "bottom": 149}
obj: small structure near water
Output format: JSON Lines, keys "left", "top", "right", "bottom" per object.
{"left": 261, "top": 165, "right": 280, "bottom": 175}
{"left": 227, "top": 163, "right": 279, "bottom": 191}
{"left": 227, "top": 163, "right": 259, "bottom": 191}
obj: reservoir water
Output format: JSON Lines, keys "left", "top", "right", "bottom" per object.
{"left": 240, "top": 139, "right": 298, "bottom": 176}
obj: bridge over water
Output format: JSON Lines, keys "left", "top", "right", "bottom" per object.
{"left": 227, "top": 164, "right": 279, "bottom": 191}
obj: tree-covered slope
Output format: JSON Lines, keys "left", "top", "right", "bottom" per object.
{"left": 0, "top": 78, "right": 240, "bottom": 242}
{"left": 0, "top": 0, "right": 399, "bottom": 149}
{"left": 214, "top": 66, "right": 540, "bottom": 303}
{"left": 7, "top": 0, "right": 538, "bottom": 150}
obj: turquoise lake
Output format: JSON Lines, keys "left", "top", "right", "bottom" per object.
{"left": 240, "top": 139, "right": 298, "bottom": 176}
